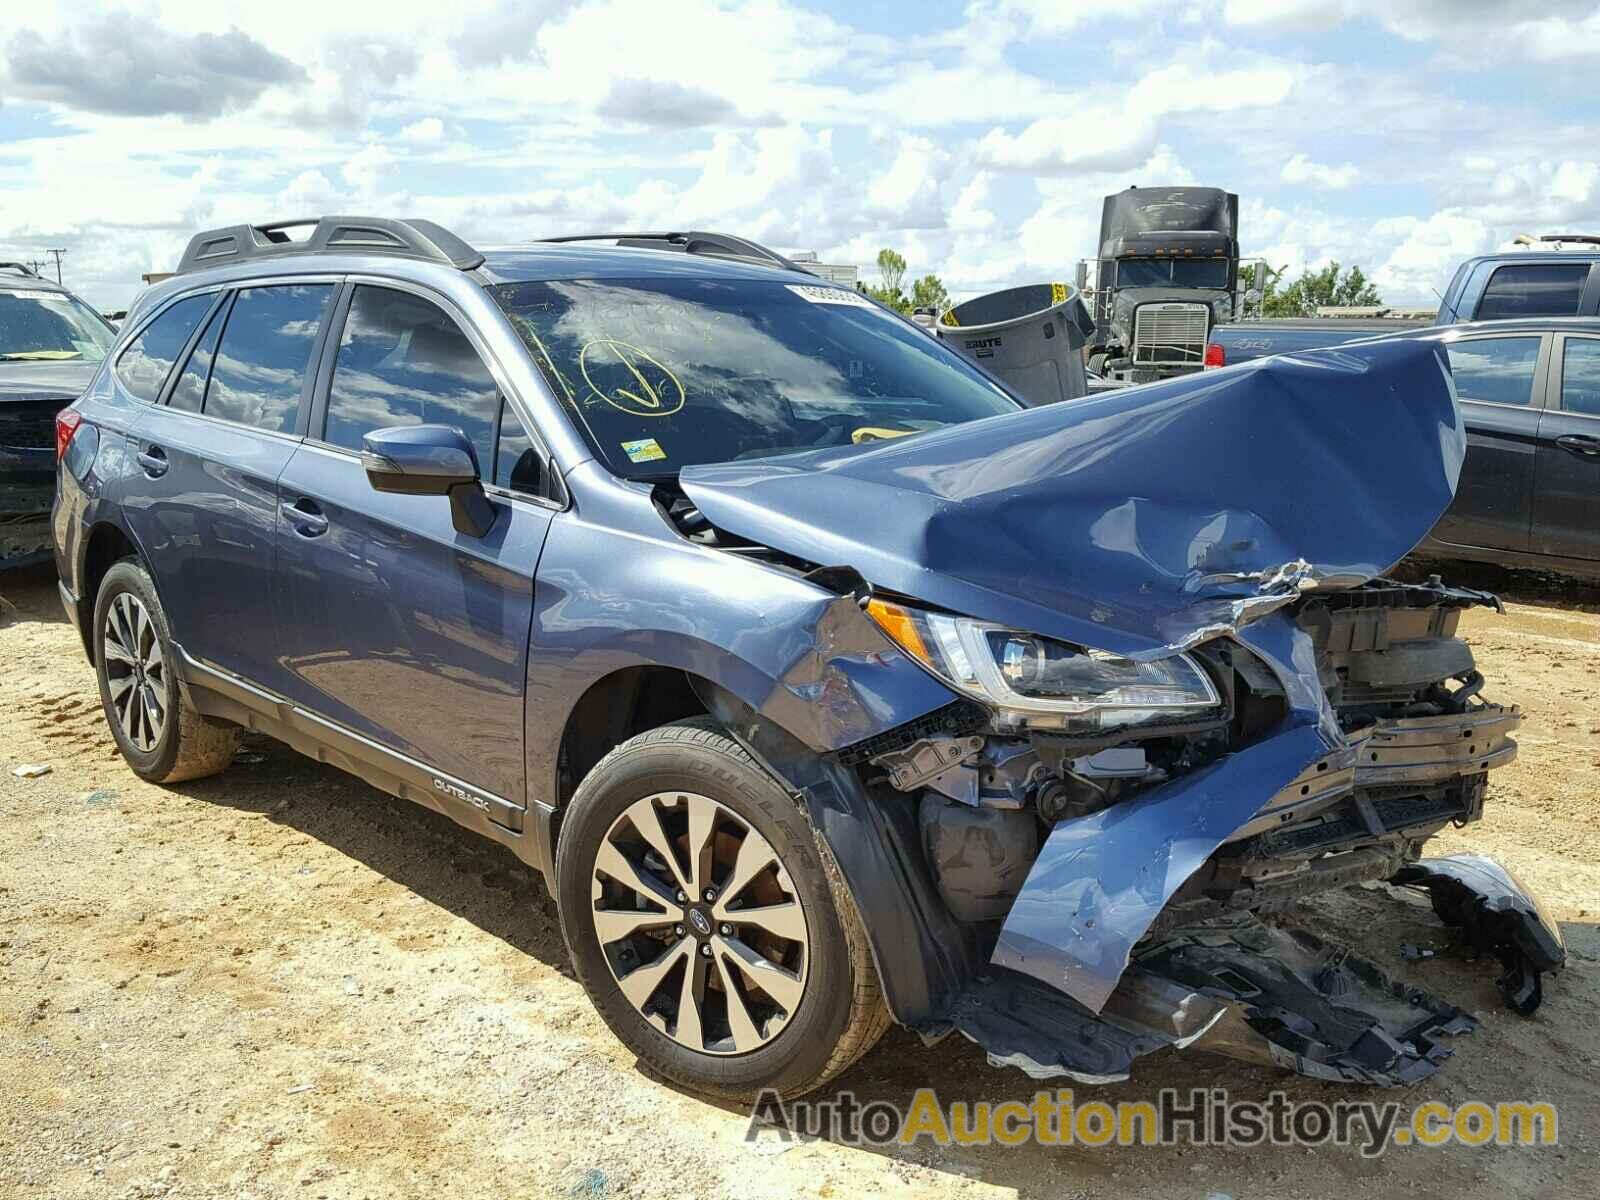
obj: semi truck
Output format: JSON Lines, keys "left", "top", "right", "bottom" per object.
{"left": 1076, "top": 186, "right": 1264, "bottom": 384}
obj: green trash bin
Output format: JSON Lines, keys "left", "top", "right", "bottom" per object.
{"left": 935, "top": 283, "right": 1095, "bottom": 406}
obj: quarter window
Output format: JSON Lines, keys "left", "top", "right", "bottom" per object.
{"left": 1560, "top": 338, "right": 1600, "bottom": 417}
{"left": 1475, "top": 263, "right": 1589, "bottom": 320}
{"left": 1446, "top": 337, "right": 1542, "bottom": 406}
{"left": 204, "top": 284, "right": 333, "bottom": 433}
{"left": 114, "top": 294, "right": 213, "bottom": 404}
{"left": 323, "top": 285, "right": 501, "bottom": 474}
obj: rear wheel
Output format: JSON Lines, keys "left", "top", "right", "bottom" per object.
{"left": 93, "top": 559, "right": 238, "bottom": 783}
{"left": 556, "top": 720, "right": 889, "bottom": 1099}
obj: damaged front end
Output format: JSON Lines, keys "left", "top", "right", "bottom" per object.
{"left": 676, "top": 338, "right": 1565, "bottom": 1087}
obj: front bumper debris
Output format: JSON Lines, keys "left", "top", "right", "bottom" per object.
{"left": 1392, "top": 854, "right": 1566, "bottom": 1015}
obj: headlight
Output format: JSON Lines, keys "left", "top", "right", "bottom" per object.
{"left": 865, "top": 597, "right": 1220, "bottom": 729}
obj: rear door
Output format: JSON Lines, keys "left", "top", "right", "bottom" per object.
{"left": 1530, "top": 332, "right": 1600, "bottom": 561}
{"left": 121, "top": 280, "right": 337, "bottom": 693}
{"left": 272, "top": 281, "right": 556, "bottom": 817}
{"left": 1429, "top": 332, "right": 1550, "bottom": 552}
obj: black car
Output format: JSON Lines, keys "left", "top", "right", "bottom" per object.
{"left": 1, "top": 263, "right": 116, "bottom": 567}
{"left": 1409, "top": 318, "right": 1600, "bottom": 579}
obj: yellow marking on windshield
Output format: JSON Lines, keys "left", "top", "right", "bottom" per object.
{"left": 852, "top": 426, "right": 917, "bottom": 444}
{"left": 514, "top": 319, "right": 577, "bottom": 404}
{"left": 578, "top": 339, "right": 685, "bottom": 418}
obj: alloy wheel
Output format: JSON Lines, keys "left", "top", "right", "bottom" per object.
{"left": 102, "top": 592, "right": 168, "bottom": 753}
{"left": 590, "top": 791, "right": 810, "bottom": 1056}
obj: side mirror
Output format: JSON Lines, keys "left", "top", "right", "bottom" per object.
{"left": 361, "top": 423, "right": 495, "bottom": 538}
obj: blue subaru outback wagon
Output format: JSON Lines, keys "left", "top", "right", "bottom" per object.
{"left": 53, "top": 217, "right": 1563, "bottom": 1097}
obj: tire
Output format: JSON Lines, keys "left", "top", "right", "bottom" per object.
{"left": 556, "top": 719, "right": 890, "bottom": 1099}
{"left": 92, "top": 558, "right": 239, "bottom": 784}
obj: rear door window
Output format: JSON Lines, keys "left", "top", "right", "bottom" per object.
{"left": 1446, "top": 336, "right": 1543, "bottom": 406}
{"left": 1474, "top": 263, "right": 1589, "bottom": 319}
{"left": 1560, "top": 338, "right": 1600, "bottom": 417}
{"left": 114, "top": 294, "right": 213, "bottom": 403}
{"left": 167, "top": 299, "right": 228, "bottom": 413}
{"left": 203, "top": 284, "right": 333, "bottom": 433}
{"left": 322, "top": 285, "right": 501, "bottom": 471}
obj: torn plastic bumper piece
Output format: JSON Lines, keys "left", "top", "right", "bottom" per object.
{"left": 948, "top": 914, "right": 1476, "bottom": 1087}
{"left": 1392, "top": 854, "right": 1567, "bottom": 1015}
{"left": 945, "top": 966, "right": 1230, "bottom": 1084}
{"left": 992, "top": 719, "right": 1341, "bottom": 1013}
{"left": 1141, "top": 916, "right": 1475, "bottom": 1085}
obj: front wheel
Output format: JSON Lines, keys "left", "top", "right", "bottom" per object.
{"left": 93, "top": 559, "right": 239, "bottom": 784}
{"left": 556, "top": 720, "right": 889, "bottom": 1099}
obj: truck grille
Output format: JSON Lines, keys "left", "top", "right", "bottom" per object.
{"left": 0, "top": 398, "right": 68, "bottom": 450}
{"left": 1132, "top": 303, "right": 1209, "bottom": 366}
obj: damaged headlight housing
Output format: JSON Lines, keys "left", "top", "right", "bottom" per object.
{"left": 866, "top": 598, "right": 1220, "bottom": 730}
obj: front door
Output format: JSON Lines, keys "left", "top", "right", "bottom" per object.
{"left": 1531, "top": 333, "right": 1600, "bottom": 561}
{"left": 1430, "top": 333, "right": 1548, "bottom": 553}
{"left": 272, "top": 283, "right": 554, "bottom": 811}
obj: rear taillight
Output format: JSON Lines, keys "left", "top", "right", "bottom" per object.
{"left": 1203, "top": 342, "right": 1225, "bottom": 369}
{"left": 55, "top": 408, "right": 83, "bottom": 461}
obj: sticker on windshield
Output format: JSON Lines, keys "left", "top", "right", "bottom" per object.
{"left": 786, "top": 284, "right": 875, "bottom": 309}
{"left": 621, "top": 437, "right": 667, "bottom": 464}
{"left": 5, "top": 290, "right": 59, "bottom": 301}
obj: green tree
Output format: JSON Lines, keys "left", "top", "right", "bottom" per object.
{"left": 1244, "top": 260, "right": 1383, "bottom": 317}
{"left": 867, "top": 247, "right": 910, "bottom": 312}
{"left": 910, "top": 273, "right": 950, "bottom": 315}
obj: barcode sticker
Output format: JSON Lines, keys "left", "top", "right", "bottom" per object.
{"left": 786, "top": 284, "right": 875, "bottom": 309}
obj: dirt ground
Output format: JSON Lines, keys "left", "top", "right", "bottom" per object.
{"left": 2, "top": 558, "right": 1595, "bottom": 1199}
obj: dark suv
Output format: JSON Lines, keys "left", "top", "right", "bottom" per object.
{"left": 2, "top": 263, "right": 116, "bottom": 566}
{"left": 53, "top": 217, "right": 1563, "bottom": 1098}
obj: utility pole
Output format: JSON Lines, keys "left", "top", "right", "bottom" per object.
{"left": 26, "top": 259, "right": 47, "bottom": 276}
{"left": 46, "top": 248, "right": 65, "bottom": 285}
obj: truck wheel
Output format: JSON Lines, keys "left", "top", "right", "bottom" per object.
{"left": 556, "top": 719, "right": 890, "bottom": 1099}
{"left": 93, "top": 559, "right": 239, "bottom": 784}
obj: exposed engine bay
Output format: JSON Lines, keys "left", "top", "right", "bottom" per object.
{"left": 890, "top": 576, "right": 1513, "bottom": 932}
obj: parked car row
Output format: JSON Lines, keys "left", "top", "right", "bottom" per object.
{"left": 42, "top": 216, "right": 1564, "bottom": 1099}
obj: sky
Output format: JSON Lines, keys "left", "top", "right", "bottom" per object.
{"left": 2, "top": 0, "right": 1599, "bottom": 312}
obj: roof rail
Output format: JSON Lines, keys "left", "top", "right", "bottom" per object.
{"left": 0, "top": 261, "right": 41, "bottom": 279}
{"left": 537, "top": 231, "right": 812, "bottom": 274}
{"left": 176, "top": 216, "right": 485, "bottom": 276}
{"left": 1538, "top": 234, "right": 1600, "bottom": 246}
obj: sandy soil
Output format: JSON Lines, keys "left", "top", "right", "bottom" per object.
{"left": 2, "top": 558, "right": 1595, "bottom": 1199}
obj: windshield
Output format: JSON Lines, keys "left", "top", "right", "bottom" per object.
{"left": 1116, "top": 258, "right": 1230, "bottom": 289}
{"left": 491, "top": 277, "right": 1020, "bottom": 476}
{"left": 0, "top": 287, "right": 116, "bottom": 362}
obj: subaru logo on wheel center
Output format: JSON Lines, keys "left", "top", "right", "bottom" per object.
{"left": 688, "top": 909, "right": 712, "bottom": 937}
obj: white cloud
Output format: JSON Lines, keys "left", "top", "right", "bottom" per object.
{"left": 1281, "top": 154, "right": 1359, "bottom": 190}
{"left": 398, "top": 117, "right": 445, "bottom": 143}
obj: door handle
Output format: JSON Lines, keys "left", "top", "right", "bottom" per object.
{"left": 1555, "top": 434, "right": 1600, "bottom": 459}
{"left": 135, "top": 445, "right": 168, "bottom": 478}
{"left": 281, "top": 497, "right": 329, "bottom": 537}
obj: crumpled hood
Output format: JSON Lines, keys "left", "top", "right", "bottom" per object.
{"left": 680, "top": 338, "right": 1462, "bottom": 657}
{"left": 0, "top": 358, "right": 100, "bottom": 401}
